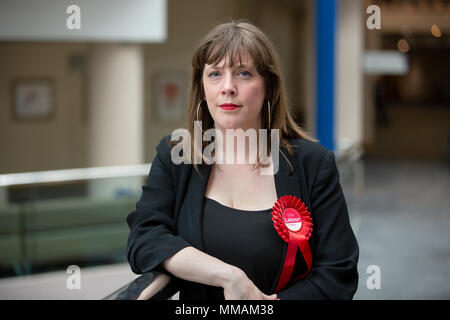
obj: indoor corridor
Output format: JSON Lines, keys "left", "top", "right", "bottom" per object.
{"left": 343, "top": 157, "right": 450, "bottom": 299}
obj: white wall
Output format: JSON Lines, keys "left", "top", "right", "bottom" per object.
{"left": 337, "top": 0, "right": 364, "bottom": 155}
{"left": 0, "top": 0, "right": 314, "bottom": 173}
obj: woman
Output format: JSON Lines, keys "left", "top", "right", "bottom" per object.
{"left": 126, "top": 20, "right": 359, "bottom": 300}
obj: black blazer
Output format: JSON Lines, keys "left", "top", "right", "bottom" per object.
{"left": 126, "top": 135, "right": 359, "bottom": 300}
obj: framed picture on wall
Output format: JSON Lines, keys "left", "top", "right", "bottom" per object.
{"left": 153, "top": 71, "right": 187, "bottom": 122}
{"left": 12, "top": 78, "right": 54, "bottom": 120}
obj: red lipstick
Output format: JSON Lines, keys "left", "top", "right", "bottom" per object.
{"left": 219, "top": 103, "right": 241, "bottom": 111}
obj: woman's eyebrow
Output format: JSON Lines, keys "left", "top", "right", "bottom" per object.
{"left": 206, "top": 62, "right": 253, "bottom": 70}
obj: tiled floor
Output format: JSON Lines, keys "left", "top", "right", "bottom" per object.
{"left": 341, "top": 158, "right": 450, "bottom": 299}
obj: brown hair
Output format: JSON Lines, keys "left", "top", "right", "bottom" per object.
{"left": 170, "top": 20, "right": 316, "bottom": 175}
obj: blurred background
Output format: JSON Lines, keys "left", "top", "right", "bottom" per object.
{"left": 0, "top": 0, "right": 449, "bottom": 299}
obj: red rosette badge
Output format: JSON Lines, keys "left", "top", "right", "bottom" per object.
{"left": 271, "top": 195, "right": 313, "bottom": 292}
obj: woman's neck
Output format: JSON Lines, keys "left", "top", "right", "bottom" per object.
{"left": 213, "top": 126, "right": 263, "bottom": 167}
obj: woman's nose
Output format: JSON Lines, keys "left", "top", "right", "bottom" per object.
{"left": 221, "top": 74, "right": 236, "bottom": 96}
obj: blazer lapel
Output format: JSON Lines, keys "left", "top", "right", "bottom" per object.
{"left": 182, "top": 164, "right": 212, "bottom": 251}
{"left": 274, "top": 146, "right": 301, "bottom": 200}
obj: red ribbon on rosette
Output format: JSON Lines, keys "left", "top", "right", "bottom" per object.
{"left": 271, "top": 195, "right": 313, "bottom": 292}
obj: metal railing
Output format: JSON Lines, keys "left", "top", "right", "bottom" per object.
{"left": 0, "top": 164, "right": 151, "bottom": 187}
{"left": 0, "top": 164, "right": 152, "bottom": 278}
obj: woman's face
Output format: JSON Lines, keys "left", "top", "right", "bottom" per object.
{"left": 202, "top": 52, "right": 265, "bottom": 132}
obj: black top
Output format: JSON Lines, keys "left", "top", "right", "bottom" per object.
{"left": 202, "top": 197, "right": 284, "bottom": 299}
{"left": 126, "top": 135, "right": 359, "bottom": 300}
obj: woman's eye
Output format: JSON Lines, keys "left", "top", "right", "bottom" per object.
{"left": 208, "top": 71, "right": 220, "bottom": 78}
{"left": 238, "top": 70, "right": 251, "bottom": 77}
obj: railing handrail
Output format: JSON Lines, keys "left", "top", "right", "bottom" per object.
{"left": 0, "top": 164, "right": 152, "bottom": 187}
{"left": 0, "top": 144, "right": 363, "bottom": 188}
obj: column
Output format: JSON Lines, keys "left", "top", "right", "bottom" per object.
{"left": 336, "top": 0, "right": 364, "bottom": 157}
{"left": 87, "top": 44, "right": 144, "bottom": 199}
{"left": 315, "top": 0, "right": 337, "bottom": 151}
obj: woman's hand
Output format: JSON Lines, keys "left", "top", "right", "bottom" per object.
{"left": 222, "top": 267, "right": 278, "bottom": 300}
{"left": 137, "top": 272, "right": 171, "bottom": 300}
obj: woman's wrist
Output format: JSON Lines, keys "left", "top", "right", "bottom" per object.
{"left": 163, "top": 246, "right": 248, "bottom": 290}
{"left": 217, "top": 265, "right": 244, "bottom": 289}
